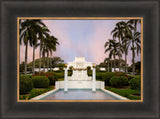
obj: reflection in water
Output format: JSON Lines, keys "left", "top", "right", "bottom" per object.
{"left": 42, "top": 89, "right": 117, "bottom": 100}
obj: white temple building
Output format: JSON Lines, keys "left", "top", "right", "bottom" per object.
{"left": 55, "top": 57, "right": 105, "bottom": 92}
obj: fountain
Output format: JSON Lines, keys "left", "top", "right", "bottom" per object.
{"left": 55, "top": 57, "right": 104, "bottom": 92}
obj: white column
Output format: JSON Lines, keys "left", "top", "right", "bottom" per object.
{"left": 92, "top": 67, "right": 96, "bottom": 92}
{"left": 64, "top": 68, "right": 68, "bottom": 92}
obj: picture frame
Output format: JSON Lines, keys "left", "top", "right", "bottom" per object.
{"left": 17, "top": 17, "right": 143, "bottom": 102}
{"left": 0, "top": 0, "right": 159, "bottom": 118}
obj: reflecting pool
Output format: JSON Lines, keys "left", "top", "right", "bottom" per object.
{"left": 41, "top": 89, "right": 119, "bottom": 100}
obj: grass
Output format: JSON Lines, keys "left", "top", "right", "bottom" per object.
{"left": 106, "top": 86, "right": 141, "bottom": 100}
{"left": 19, "top": 86, "right": 55, "bottom": 100}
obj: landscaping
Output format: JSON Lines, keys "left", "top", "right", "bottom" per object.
{"left": 105, "top": 87, "right": 141, "bottom": 100}
{"left": 19, "top": 86, "right": 54, "bottom": 100}
{"left": 19, "top": 70, "right": 141, "bottom": 100}
{"left": 19, "top": 74, "right": 56, "bottom": 100}
{"left": 96, "top": 72, "right": 141, "bottom": 100}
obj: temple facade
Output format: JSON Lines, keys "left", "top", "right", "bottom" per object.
{"left": 55, "top": 57, "right": 104, "bottom": 92}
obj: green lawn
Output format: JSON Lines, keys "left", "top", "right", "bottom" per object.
{"left": 20, "top": 86, "right": 55, "bottom": 100}
{"left": 105, "top": 86, "right": 141, "bottom": 100}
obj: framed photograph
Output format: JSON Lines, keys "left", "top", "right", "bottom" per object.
{"left": 17, "top": 17, "right": 143, "bottom": 102}
{"left": 1, "top": 0, "right": 159, "bottom": 119}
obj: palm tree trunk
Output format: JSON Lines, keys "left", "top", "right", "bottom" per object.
{"left": 24, "top": 41, "right": 28, "bottom": 75}
{"left": 39, "top": 45, "right": 42, "bottom": 74}
{"left": 32, "top": 45, "right": 35, "bottom": 75}
{"left": 49, "top": 52, "right": 52, "bottom": 71}
{"left": 132, "top": 49, "right": 135, "bottom": 77}
{"left": 50, "top": 57, "right": 52, "bottom": 71}
{"left": 118, "top": 38, "right": 121, "bottom": 72}
{"left": 43, "top": 51, "right": 45, "bottom": 72}
{"left": 114, "top": 55, "right": 116, "bottom": 72}
{"left": 108, "top": 61, "right": 109, "bottom": 72}
{"left": 111, "top": 61, "right": 112, "bottom": 72}
{"left": 125, "top": 52, "right": 127, "bottom": 73}
{"left": 47, "top": 53, "right": 49, "bottom": 72}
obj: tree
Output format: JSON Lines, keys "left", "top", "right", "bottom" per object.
{"left": 38, "top": 27, "right": 50, "bottom": 74}
{"left": 135, "top": 61, "right": 141, "bottom": 74}
{"left": 30, "top": 20, "right": 47, "bottom": 75}
{"left": 41, "top": 36, "right": 50, "bottom": 72}
{"left": 111, "top": 22, "right": 124, "bottom": 71}
{"left": 19, "top": 20, "right": 37, "bottom": 75}
{"left": 19, "top": 20, "right": 49, "bottom": 75}
{"left": 128, "top": 20, "right": 141, "bottom": 33}
{"left": 120, "top": 21, "right": 134, "bottom": 73}
{"left": 104, "top": 39, "right": 119, "bottom": 71}
{"left": 48, "top": 36, "right": 59, "bottom": 71}
{"left": 51, "top": 57, "right": 64, "bottom": 68}
{"left": 19, "top": 62, "right": 25, "bottom": 72}
{"left": 127, "top": 19, "right": 141, "bottom": 77}
{"left": 41, "top": 35, "right": 59, "bottom": 72}
{"left": 126, "top": 32, "right": 141, "bottom": 77}
{"left": 104, "top": 58, "right": 110, "bottom": 72}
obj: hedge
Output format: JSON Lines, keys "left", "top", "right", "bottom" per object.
{"left": 129, "top": 77, "right": 141, "bottom": 90}
{"left": 33, "top": 72, "right": 63, "bottom": 85}
{"left": 32, "top": 76, "right": 50, "bottom": 88}
{"left": 110, "top": 76, "right": 128, "bottom": 87}
{"left": 20, "top": 75, "right": 33, "bottom": 94}
{"left": 102, "top": 72, "right": 116, "bottom": 86}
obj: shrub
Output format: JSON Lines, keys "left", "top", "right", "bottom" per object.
{"left": 87, "top": 70, "right": 92, "bottom": 76}
{"left": 54, "top": 73, "right": 64, "bottom": 79}
{"left": 68, "top": 70, "right": 72, "bottom": 76}
{"left": 126, "top": 75, "right": 134, "bottom": 81}
{"left": 32, "top": 76, "right": 50, "bottom": 88}
{"left": 110, "top": 76, "right": 128, "bottom": 87}
{"left": 96, "top": 72, "right": 103, "bottom": 80}
{"left": 48, "top": 75, "right": 56, "bottom": 85}
{"left": 20, "top": 75, "right": 33, "bottom": 94}
{"left": 129, "top": 77, "right": 141, "bottom": 90}
{"left": 26, "top": 75, "right": 33, "bottom": 78}
{"left": 102, "top": 72, "right": 116, "bottom": 86}
{"left": 33, "top": 72, "right": 60, "bottom": 85}
{"left": 114, "top": 72, "right": 126, "bottom": 77}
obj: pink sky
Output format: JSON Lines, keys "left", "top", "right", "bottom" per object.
{"left": 20, "top": 19, "right": 141, "bottom": 65}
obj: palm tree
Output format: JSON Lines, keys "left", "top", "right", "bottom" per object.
{"left": 120, "top": 21, "right": 134, "bottom": 73}
{"left": 127, "top": 19, "right": 141, "bottom": 76}
{"left": 41, "top": 36, "right": 50, "bottom": 72}
{"left": 111, "top": 22, "right": 124, "bottom": 71}
{"left": 20, "top": 20, "right": 48, "bottom": 75}
{"left": 41, "top": 35, "right": 59, "bottom": 72}
{"left": 19, "top": 20, "right": 38, "bottom": 75}
{"left": 104, "top": 39, "right": 119, "bottom": 71}
{"left": 126, "top": 32, "right": 141, "bottom": 77}
{"left": 128, "top": 19, "right": 141, "bottom": 33}
{"left": 104, "top": 58, "right": 110, "bottom": 72}
{"left": 48, "top": 36, "right": 59, "bottom": 71}
{"left": 30, "top": 20, "right": 47, "bottom": 75}
{"left": 38, "top": 27, "right": 50, "bottom": 74}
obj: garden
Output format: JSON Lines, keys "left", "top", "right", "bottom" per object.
{"left": 20, "top": 70, "right": 141, "bottom": 100}
{"left": 96, "top": 72, "right": 141, "bottom": 100}
{"left": 19, "top": 71, "right": 64, "bottom": 100}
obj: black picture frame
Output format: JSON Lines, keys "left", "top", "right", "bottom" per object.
{"left": 0, "top": 0, "right": 159, "bottom": 119}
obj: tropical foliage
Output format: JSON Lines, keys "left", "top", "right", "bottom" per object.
{"left": 19, "top": 20, "right": 59, "bottom": 75}
{"left": 104, "top": 19, "right": 141, "bottom": 76}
